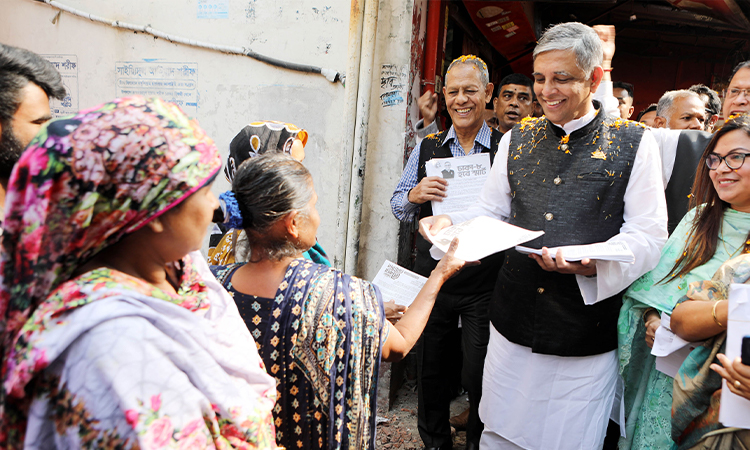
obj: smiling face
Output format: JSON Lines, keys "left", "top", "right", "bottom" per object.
{"left": 442, "top": 64, "right": 493, "bottom": 136}
{"left": 723, "top": 67, "right": 750, "bottom": 119}
{"left": 532, "top": 50, "right": 602, "bottom": 126}
{"left": 709, "top": 129, "right": 750, "bottom": 212}
{"left": 493, "top": 83, "right": 534, "bottom": 133}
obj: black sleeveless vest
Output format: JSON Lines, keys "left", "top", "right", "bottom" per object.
{"left": 413, "top": 128, "right": 505, "bottom": 294}
{"left": 493, "top": 109, "right": 645, "bottom": 356}
{"left": 664, "top": 130, "right": 711, "bottom": 234}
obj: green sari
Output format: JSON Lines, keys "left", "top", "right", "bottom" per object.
{"left": 617, "top": 207, "right": 750, "bottom": 449}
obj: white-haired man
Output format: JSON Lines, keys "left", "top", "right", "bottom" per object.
{"left": 654, "top": 90, "right": 706, "bottom": 130}
{"left": 421, "top": 23, "right": 667, "bottom": 449}
{"left": 391, "top": 55, "right": 503, "bottom": 450}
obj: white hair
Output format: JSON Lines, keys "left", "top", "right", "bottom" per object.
{"left": 656, "top": 89, "right": 701, "bottom": 125}
{"left": 533, "top": 22, "right": 603, "bottom": 75}
{"left": 445, "top": 55, "right": 489, "bottom": 87}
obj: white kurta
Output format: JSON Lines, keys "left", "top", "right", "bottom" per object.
{"left": 448, "top": 107, "right": 668, "bottom": 450}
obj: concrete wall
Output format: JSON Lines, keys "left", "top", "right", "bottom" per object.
{"left": 2, "top": 0, "right": 419, "bottom": 277}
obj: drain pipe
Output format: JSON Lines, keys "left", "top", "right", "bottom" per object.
{"left": 335, "top": 0, "right": 380, "bottom": 273}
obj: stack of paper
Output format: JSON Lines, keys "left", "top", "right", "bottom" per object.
{"left": 514, "top": 241, "right": 635, "bottom": 263}
{"left": 426, "top": 216, "right": 544, "bottom": 261}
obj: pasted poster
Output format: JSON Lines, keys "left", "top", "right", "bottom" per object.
{"left": 197, "top": 0, "right": 229, "bottom": 19}
{"left": 115, "top": 62, "right": 199, "bottom": 116}
{"left": 380, "top": 64, "right": 408, "bottom": 108}
{"left": 42, "top": 55, "right": 78, "bottom": 117}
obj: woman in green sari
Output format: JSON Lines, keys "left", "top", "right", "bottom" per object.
{"left": 617, "top": 114, "right": 750, "bottom": 449}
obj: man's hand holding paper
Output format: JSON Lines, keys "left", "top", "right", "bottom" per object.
{"left": 408, "top": 176, "right": 448, "bottom": 204}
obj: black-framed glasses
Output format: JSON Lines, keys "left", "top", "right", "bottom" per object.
{"left": 706, "top": 153, "right": 750, "bottom": 170}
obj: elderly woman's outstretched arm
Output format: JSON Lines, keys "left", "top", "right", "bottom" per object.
{"left": 380, "top": 238, "right": 477, "bottom": 361}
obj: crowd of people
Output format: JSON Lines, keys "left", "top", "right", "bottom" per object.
{"left": 0, "top": 18, "right": 749, "bottom": 450}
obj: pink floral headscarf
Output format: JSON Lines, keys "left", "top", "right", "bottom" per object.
{"left": 0, "top": 96, "right": 220, "bottom": 406}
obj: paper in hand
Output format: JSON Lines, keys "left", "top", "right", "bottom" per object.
{"left": 425, "top": 153, "right": 491, "bottom": 216}
{"left": 427, "top": 216, "right": 544, "bottom": 261}
{"left": 372, "top": 260, "right": 428, "bottom": 307}
{"left": 514, "top": 241, "right": 635, "bottom": 263}
{"left": 719, "top": 284, "right": 750, "bottom": 429}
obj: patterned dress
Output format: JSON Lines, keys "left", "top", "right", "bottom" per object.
{"left": 212, "top": 259, "right": 388, "bottom": 450}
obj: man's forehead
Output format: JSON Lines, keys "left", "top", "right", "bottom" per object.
{"left": 444, "top": 65, "right": 484, "bottom": 86}
{"left": 613, "top": 88, "right": 632, "bottom": 99}
{"left": 729, "top": 67, "right": 750, "bottom": 88}
{"left": 674, "top": 96, "right": 705, "bottom": 114}
{"left": 501, "top": 84, "right": 531, "bottom": 95}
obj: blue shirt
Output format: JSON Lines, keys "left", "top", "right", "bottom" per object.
{"left": 390, "top": 122, "right": 494, "bottom": 222}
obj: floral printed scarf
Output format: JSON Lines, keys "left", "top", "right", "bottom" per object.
{"left": 0, "top": 97, "right": 276, "bottom": 448}
{"left": 671, "top": 253, "right": 750, "bottom": 450}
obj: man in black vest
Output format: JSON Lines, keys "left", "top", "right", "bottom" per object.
{"left": 421, "top": 23, "right": 668, "bottom": 449}
{"left": 391, "top": 55, "right": 503, "bottom": 450}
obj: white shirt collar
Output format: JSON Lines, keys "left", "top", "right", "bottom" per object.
{"left": 554, "top": 105, "right": 598, "bottom": 135}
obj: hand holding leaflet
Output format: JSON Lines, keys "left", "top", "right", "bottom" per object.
{"left": 514, "top": 241, "right": 635, "bottom": 263}
{"left": 425, "top": 153, "right": 491, "bottom": 216}
{"left": 718, "top": 284, "right": 750, "bottom": 429}
{"left": 372, "top": 260, "right": 428, "bottom": 307}
{"left": 426, "top": 216, "right": 544, "bottom": 261}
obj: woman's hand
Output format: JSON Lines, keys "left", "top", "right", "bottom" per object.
{"left": 711, "top": 353, "right": 750, "bottom": 401}
{"left": 432, "top": 238, "right": 479, "bottom": 283}
{"left": 644, "top": 312, "right": 661, "bottom": 349}
{"left": 383, "top": 300, "right": 407, "bottom": 324}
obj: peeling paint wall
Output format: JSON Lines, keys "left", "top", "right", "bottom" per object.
{"left": 356, "top": 0, "right": 425, "bottom": 280}
{"left": 1, "top": 0, "right": 350, "bottom": 257}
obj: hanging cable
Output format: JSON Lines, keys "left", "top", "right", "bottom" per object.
{"left": 33, "top": 0, "right": 343, "bottom": 83}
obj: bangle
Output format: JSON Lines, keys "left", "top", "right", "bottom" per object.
{"left": 712, "top": 300, "right": 724, "bottom": 328}
{"left": 602, "top": 68, "right": 613, "bottom": 72}
{"left": 642, "top": 307, "right": 657, "bottom": 325}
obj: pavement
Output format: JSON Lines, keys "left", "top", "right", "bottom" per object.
{"left": 376, "top": 360, "right": 470, "bottom": 450}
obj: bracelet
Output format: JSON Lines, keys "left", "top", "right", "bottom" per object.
{"left": 603, "top": 68, "right": 613, "bottom": 72}
{"left": 642, "top": 307, "right": 658, "bottom": 325}
{"left": 712, "top": 300, "right": 724, "bottom": 328}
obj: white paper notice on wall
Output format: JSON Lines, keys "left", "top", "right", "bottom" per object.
{"left": 719, "top": 283, "right": 750, "bottom": 429}
{"left": 41, "top": 55, "right": 78, "bottom": 117}
{"left": 197, "top": 0, "right": 229, "bottom": 19}
{"left": 380, "top": 64, "right": 408, "bottom": 108}
{"left": 115, "top": 62, "right": 198, "bottom": 116}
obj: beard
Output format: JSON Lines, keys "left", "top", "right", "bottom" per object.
{"left": 0, "top": 123, "right": 24, "bottom": 180}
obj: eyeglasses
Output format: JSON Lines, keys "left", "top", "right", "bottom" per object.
{"left": 726, "top": 88, "right": 750, "bottom": 100}
{"left": 706, "top": 153, "right": 750, "bottom": 170}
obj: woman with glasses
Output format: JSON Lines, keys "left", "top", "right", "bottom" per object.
{"left": 616, "top": 114, "right": 750, "bottom": 450}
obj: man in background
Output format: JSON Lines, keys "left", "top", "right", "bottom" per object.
{"left": 0, "top": 43, "right": 65, "bottom": 224}
{"left": 723, "top": 61, "right": 750, "bottom": 119}
{"left": 492, "top": 73, "right": 534, "bottom": 135}
{"left": 613, "top": 81, "right": 635, "bottom": 119}
{"left": 654, "top": 89, "right": 706, "bottom": 130}
{"left": 688, "top": 84, "right": 721, "bottom": 132}
{"left": 637, "top": 103, "right": 658, "bottom": 127}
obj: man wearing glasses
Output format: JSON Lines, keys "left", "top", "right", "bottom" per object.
{"left": 723, "top": 61, "right": 750, "bottom": 119}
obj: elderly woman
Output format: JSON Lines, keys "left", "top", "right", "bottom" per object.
{"left": 617, "top": 114, "right": 750, "bottom": 449}
{"left": 0, "top": 97, "right": 277, "bottom": 448}
{"left": 210, "top": 153, "right": 470, "bottom": 450}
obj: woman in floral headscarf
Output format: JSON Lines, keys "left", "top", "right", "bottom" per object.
{"left": 207, "top": 120, "right": 332, "bottom": 267}
{"left": 0, "top": 96, "right": 277, "bottom": 449}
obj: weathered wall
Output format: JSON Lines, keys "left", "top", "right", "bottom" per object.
{"left": 356, "top": 0, "right": 426, "bottom": 280}
{"left": 1, "top": 0, "right": 351, "bottom": 258}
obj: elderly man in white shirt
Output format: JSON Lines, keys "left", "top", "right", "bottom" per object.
{"left": 421, "top": 23, "right": 667, "bottom": 450}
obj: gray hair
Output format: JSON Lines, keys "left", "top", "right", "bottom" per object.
{"left": 232, "top": 153, "right": 314, "bottom": 261}
{"left": 730, "top": 61, "right": 750, "bottom": 84}
{"left": 656, "top": 90, "right": 701, "bottom": 123}
{"left": 533, "top": 22, "right": 603, "bottom": 76}
{"left": 446, "top": 55, "right": 489, "bottom": 87}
